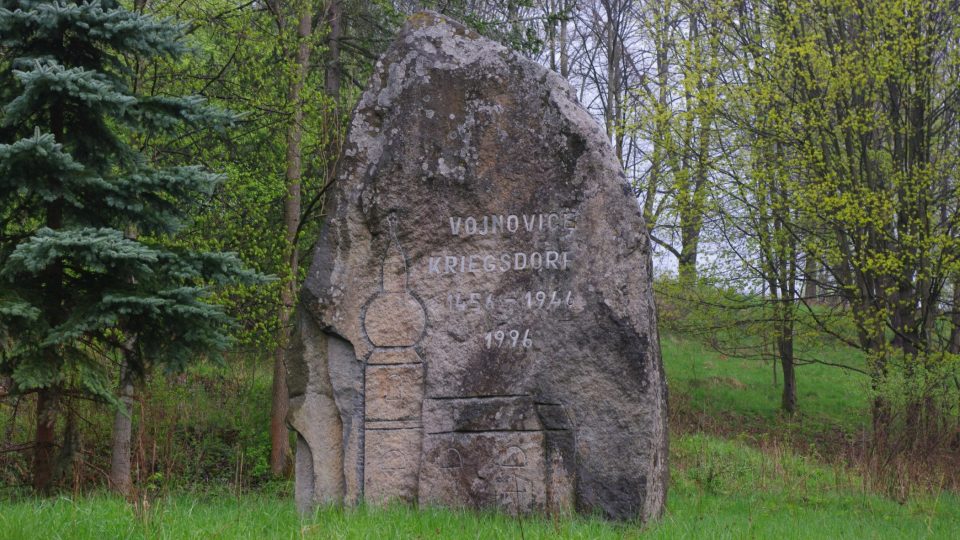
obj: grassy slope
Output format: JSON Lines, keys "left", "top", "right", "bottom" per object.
{"left": 662, "top": 334, "right": 869, "bottom": 432}
{"left": 2, "top": 335, "right": 958, "bottom": 539}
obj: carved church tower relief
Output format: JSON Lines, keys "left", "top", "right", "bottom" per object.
{"left": 361, "top": 214, "right": 427, "bottom": 503}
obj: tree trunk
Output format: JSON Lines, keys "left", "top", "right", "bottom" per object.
{"left": 643, "top": 2, "right": 670, "bottom": 230}
{"left": 676, "top": 13, "right": 707, "bottom": 284}
{"left": 325, "top": 0, "right": 342, "bottom": 99}
{"left": 949, "top": 278, "right": 960, "bottom": 355}
{"left": 866, "top": 331, "right": 890, "bottom": 443}
{"left": 548, "top": 0, "right": 556, "bottom": 71}
{"left": 678, "top": 217, "right": 700, "bottom": 283}
{"left": 270, "top": 292, "right": 295, "bottom": 476}
{"left": 54, "top": 403, "right": 79, "bottom": 490}
{"left": 109, "top": 360, "right": 136, "bottom": 496}
{"left": 778, "top": 313, "right": 797, "bottom": 414}
{"left": 270, "top": 4, "right": 312, "bottom": 478}
{"left": 34, "top": 101, "right": 65, "bottom": 494}
{"left": 802, "top": 255, "right": 818, "bottom": 302}
{"left": 604, "top": 4, "right": 621, "bottom": 148}
{"left": 32, "top": 387, "right": 57, "bottom": 493}
{"left": 559, "top": 0, "right": 569, "bottom": 78}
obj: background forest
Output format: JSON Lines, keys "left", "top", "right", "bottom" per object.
{"left": 2, "top": 0, "right": 960, "bottom": 537}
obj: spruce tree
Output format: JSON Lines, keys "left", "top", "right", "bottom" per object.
{"left": 0, "top": 0, "right": 260, "bottom": 492}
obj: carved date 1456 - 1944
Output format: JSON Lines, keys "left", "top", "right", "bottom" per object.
{"left": 448, "top": 290, "right": 575, "bottom": 312}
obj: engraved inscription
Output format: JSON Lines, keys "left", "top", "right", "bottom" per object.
{"left": 448, "top": 212, "right": 577, "bottom": 236}
{"left": 483, "top": 329, "right": 533, "bottom": 349}
{"left": 428, "top": 210, "right": 578, "bottom": 275}
{"left": 430, "top": 210, "right": 581, "bottom": 348}
{"left": 446, "top": 290, "right": 575, "bottom": 313}
{"left": 427, "top": 251, "right": 572, "bottom": 274}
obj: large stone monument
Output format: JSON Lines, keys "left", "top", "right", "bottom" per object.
{"left": 288, "top": 12, "right": 668, "bottom": 521}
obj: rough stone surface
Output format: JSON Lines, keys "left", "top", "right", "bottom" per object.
{"left": 287, "top": 11, "right": 668, "bottom": 521}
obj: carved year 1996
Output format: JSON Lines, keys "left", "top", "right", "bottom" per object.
{"left": 484, "top": 329, "right": 533, "bottom": 349}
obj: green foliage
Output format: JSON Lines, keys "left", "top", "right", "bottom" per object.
{"left": 130, "top": 0, "right": 355, "bottom": 351}
{"left": 0, "top": 0, "right": 184, "bottom": 57}
{"left": 726, "top": 0, "right": 960, "bottom": 433}
{"left": 133, "top": 365, "right": 274, "bottom": 488}
{"left": 0, "top": 351, "right": 275, "bottom": 492}
{"left": 0, "top": 0, "right": 262, "bottom": 403}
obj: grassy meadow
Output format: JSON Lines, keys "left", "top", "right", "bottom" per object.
{"left": 2, "top": 333, "right": 959, "bottom": 538}
{"left": 1, "top": 433, "right": 957, "bottom": 539}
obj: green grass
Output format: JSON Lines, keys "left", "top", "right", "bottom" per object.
{"left": 662, "top": 334, "right": 870, "bottom": 437}
{"left": 2, "top": 432, "right": 958, "bottom": 539}
{"left": 3, "top": 334, "right": 957, "bottom": 538}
